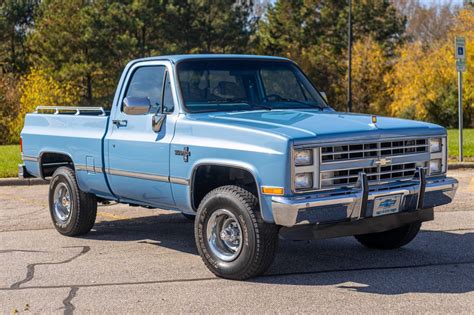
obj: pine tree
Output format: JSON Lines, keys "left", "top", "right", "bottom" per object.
{"left": 256, "top": 0, "right": 405, "bottom": 110}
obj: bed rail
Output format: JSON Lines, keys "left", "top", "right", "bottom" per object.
{"left": 35, "top": 106, "right": 106, "bottom": 116}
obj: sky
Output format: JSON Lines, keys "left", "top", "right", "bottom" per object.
{"left": 419, "top": 0, "right": 463, "bottom": 6}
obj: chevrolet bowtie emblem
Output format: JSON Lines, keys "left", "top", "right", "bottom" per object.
{"left": 373, "top": 157, "right": 392, "bottom": 167}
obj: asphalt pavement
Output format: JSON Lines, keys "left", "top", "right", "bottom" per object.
{"left": 1, "top": 169, "right": 473, "bottom": 314}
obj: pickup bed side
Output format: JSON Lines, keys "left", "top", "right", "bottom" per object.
{"left": 21, "top": 112, "right": 112, "bottom": 198}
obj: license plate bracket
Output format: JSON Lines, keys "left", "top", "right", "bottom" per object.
{"left": 373, "top": 194, "right": 402, "bottom": 217}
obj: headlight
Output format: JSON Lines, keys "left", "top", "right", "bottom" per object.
{"left": 430, "top": 138, "right": 442, "bottom": 153}
{"left": 429, "top": 159, "right": 442, "bottom": 175}
{"left": 294, "top": 173, "right": 313, "bottom": 189}
{"left": 294, "top": 149, "right": 313, "bottom": 166}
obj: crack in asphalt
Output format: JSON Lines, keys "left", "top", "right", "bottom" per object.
{"left": 62, "top": 286, "right": 78, "bottom": 315}
{"left": 9, "top": 246, "right": 90, "bottom": 289}
{"left": 1, "top": 259, "right": 473, "bottom": 291}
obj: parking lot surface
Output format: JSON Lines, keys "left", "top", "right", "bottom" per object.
{"left": 1, "top": 169, "right": 473, "bottom": 314}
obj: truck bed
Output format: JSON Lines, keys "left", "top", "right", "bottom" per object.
{"left": 21, "top": 107, "right": 112, "bottom": 197}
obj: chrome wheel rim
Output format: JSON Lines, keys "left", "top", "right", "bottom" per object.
{"left": 53, "top": 182, "right": 72, "bottom": 223}
{"left": 206, "top": 209, "right": 243, "bottom": 262}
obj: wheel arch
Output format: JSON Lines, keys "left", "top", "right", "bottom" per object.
{"left": 38, "top": 151, "right": 75, "bottom": 179}
{"left": 189, "top": 160, "right": 263, "bottom": 213}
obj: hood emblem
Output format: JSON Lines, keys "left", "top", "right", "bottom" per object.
{"left": 371, "top": 115, "right": 377, "bottom": 124}
{"left": 373, "top": 157, "right": 392, "bottom": 167}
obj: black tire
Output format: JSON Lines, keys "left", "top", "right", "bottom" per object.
{"left": 354, "top": 222, "right": 422, "bottom": 249}
{"left": 181, "top": 212, "right": 196, "bottom": 221}
{"left": 195, "top": 185, "right": 279, "bottom": 280}
{"left": 48, "top": 167, "right": 97, "bottom": 236}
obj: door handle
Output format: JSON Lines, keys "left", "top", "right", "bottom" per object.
{"left": 112, "top": 119, "right": 127, "bottom": 127}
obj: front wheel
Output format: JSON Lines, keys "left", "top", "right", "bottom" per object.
{"left": 354, "top": 222, "right": 422, "bottom": 249}
{"left": 195, "top": 185, "right": 279, "bottom": 280}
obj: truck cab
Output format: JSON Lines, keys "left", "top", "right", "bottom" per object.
{"left": 20, "top": 55, "right": 458, "bottom": 280}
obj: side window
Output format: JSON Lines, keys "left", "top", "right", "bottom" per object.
{"left": 163, "top": 72, "right": 174, "bottom": 113}
{"left": 124, "top": 66, "right": 165, "bottom": 113}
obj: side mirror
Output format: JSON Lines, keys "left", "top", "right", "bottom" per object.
{"left": 123, "top": 96, "right": 150, "bottom": 115}
{"left": 320, "top": 91, "right": 328, "bottom": 102}
{"left": 152, "top": 113, "right": 166, "bottom": 132}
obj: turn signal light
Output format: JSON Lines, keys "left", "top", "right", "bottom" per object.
{"left": 261, "top": 186, "right": 284, "bottom": 195}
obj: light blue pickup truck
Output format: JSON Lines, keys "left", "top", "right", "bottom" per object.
{"left": 20, "top": 55, "right": 458, "bottom": 279}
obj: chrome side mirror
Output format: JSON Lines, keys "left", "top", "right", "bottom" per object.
{"left": 123, "top": 96, "right": 151, "bottom": 115}
{"left": 320, "top": 91, "right": 328, "bottom": 102}
{"left": 152, "top": 113, "right": 166, "bottom": 132}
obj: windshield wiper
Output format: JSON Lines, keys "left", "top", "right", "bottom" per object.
{"left": 250, "top": 105, "right": 273, "bottom": 111}
{"left": 205, "top": 99, "right": 249, "bottom": 104}
{"left": 263, "top": 95, "right": 325, "bottom": 110}
{"left": 280, "top": 98, "right": 326, "bottom": 110}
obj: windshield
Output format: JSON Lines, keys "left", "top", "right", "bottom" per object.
{"left": 177, "top": 59, "right": 330, "bottom": 113}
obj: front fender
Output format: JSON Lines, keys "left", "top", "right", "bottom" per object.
{"left": 170, "top": 157, "right": 277, "bottom": 223}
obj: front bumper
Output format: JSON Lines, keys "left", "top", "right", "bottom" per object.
{"left": 271, "top": 170, "right": 458, "bottom": 227}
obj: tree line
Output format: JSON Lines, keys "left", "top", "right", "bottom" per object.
{"left": 0, "top": 0, "right": 473, "bottom": 144}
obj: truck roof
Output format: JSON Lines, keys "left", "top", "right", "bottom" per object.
{"left": 132, "top": 54, "right": 291, "bottom": 64}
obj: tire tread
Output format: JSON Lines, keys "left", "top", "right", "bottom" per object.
{"left": 196, "top": 185, "right": 278, "bottom": 280}
{"left": 354, "top": 221, "right": 421, "bottom": 249}
{"left": 50, "top": 167, "right": 97, "bottom": 236}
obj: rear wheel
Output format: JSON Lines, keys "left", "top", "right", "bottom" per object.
{"left": 195, "top": 185, "right": 279, "bottom": 280}
{"left": 48, "top": 167, "right": 97, "bottom": 236}
{"left": 354, "top": 222, "right": 422, "bottom": 249}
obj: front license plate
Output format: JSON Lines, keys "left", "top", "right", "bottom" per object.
{"left": 373, "top": 194, "right": 402, "bottom": 217}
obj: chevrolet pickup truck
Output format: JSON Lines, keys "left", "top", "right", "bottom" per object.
{"left": 20, "top": 54, "right": 458, "bottom": 280}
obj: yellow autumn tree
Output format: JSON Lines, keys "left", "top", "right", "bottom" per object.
{"left": 8, "top": 68, "right": 80, "bottom": 142}
{"left": 351, "top": 36, "right": 391, "bottom": 115}
{"left": 386, "top": 9, "right": 473, "bottom": 127}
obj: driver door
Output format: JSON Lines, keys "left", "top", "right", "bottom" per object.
{"left": 106, "top": 61, "right": 177, "bottom": 208}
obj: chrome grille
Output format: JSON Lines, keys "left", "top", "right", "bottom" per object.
{"left": 320, "top": 162, "right": 423, "bottom": 189}
{"left": 321, "top": 139, "right": 428, "bottom": 163}
{"left": 318, "top": 138, "right": 430, "bottom": 190}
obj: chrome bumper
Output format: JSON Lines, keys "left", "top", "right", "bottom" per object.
{"left": 272, "top": 170, "right": 458, "bottom": 227}
{"left": 18, "top": 164, "right": 33, "bottom": 179}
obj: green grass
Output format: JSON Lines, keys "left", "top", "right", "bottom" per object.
{"left": 0, "top": 129, "right": 472, "bottom": 178}
{"left": 447, "top": 129, "right": 474, "bottom": 162}
{"left": 0, "top": 145, "right": 22, "bottom": 178}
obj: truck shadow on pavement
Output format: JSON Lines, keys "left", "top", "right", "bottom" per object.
{"left": 84, "top": 212, "right": 474, "bottom": 295}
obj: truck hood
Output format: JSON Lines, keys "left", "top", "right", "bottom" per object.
{"left": 198, "top": 110, "right": 446, "bottom": 142}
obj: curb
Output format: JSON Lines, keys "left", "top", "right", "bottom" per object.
{"left": 448, "top": 162, "right": 474, "bottom": 170}
{"left": 0, "top": 178, "right": 49, "bottom": 187}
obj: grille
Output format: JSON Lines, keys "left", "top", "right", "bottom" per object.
{"left": 321, "top": 139, "right": 428, "bottom": 163}
{"left": 320, "top": 162, "right": 422, "bottom": 189}
{"left": 317, "top": 138, "right": 430, "bottom": 190}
